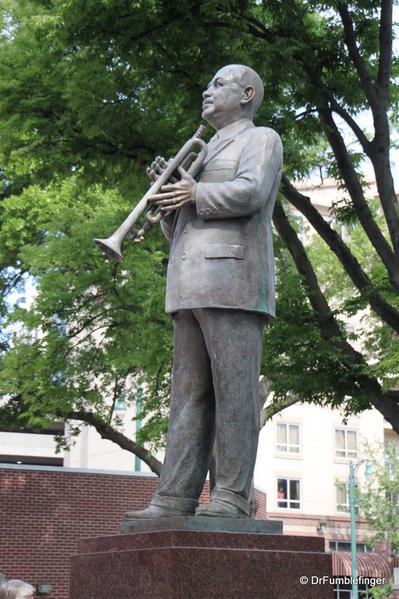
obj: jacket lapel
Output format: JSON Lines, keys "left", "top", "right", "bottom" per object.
{"left": 203, "top": 121, "right": 254, "bottom": 166}
{"left": 169, "top": 121, "right": 254, "bottom": 238}
{"left": 203, "top": 137, "right": 236, "bottom": 166}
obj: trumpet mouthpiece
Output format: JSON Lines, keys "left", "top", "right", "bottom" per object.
{"left": 195, "top": 124, "right": 207, "bottom": 139}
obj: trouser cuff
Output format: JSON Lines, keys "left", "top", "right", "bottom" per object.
{"left": 152, "top": 493, "right": 198, "bottom": 512}
{"left": 211, "top": 488, "right": 250, "bottom": 515}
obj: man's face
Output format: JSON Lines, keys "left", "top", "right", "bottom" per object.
{"left": 202, "top": 68, "right": 244, "bottom": 130}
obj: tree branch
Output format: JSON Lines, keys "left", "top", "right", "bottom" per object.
{"left": 0, "top": 340, "right": 9, "bottom": 352}
{"left": 1, "top": 394, "right": 163, "bottom": 474}
{"left": 260, "top": 395, "right": 300, "bottom": 429}
{"left": 238, "top": 12, "right": 274, "bottom": 42}
{"left": 257, "top": 0, "right": 399, "bottom": 261}
{"left": 281, "top": 175, "right": 399, "bottom": 333}
{"left": 328, "top": 97, "right": 372, "bottom": 156}
{"left": 272, "top": 200, "right": 399, "bottom": 431}
{"left": 370, "top": 151, "right": 399, "bottom": 262}
{"left": 107, "top": 376, "right": 120, "bottom": 427}
{"left": 277, "top": 2, "right": 399, "bottom": 259}
{"left": 294, "top": 108, "right": 319, "bottom": 122}
{"left": 337, "top": 2, "right": 378, "bottom": 110}
{"left": 388, "top": 390, "right": 399, "bottom": 403}
{"left": 70, "top": 410, "right": 163, "bottom": 475}
{"left": 318, "top": 106, "right": 399, "bottom": 289}
{"left": 377, "top": 0, "right": 393, "bottom": 104}
{"left": 274, "top": 201, "right": 348, "bottom": 340}
{"left": 302, "top": 16, "right": 399, "bottom": 261}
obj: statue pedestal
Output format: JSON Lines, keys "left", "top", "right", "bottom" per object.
{"left": 70, "top": 518, "right": 332, "bottom": 598}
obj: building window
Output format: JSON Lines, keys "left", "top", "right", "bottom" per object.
{"left": 0, "top": 422, "right": 65, "bottom": 435}
{"left": 335, "top": 428, "right": 358, "bottom": 459}
{"left": 335, "top": 481, "right": 359, "bottom": 513}
{"left": 334, "top": 583, "right": 371, "bottom": 598}
{"left": 336, "top": 481, "right": 350, "bottom": 512}
{"left": 0, "top": 455, "right": 63, "bottom": 467}
{"left": 277, "top": 478, "right": 301, "bottom": 510}
{"left": 329, "top": 540, "right": 372, "bottom": 553}
{"left": 384, "top": 438, "right": 398, "bottom": 474}
{"left": 386, "top": 490, "right": 399, "bottom": 512}
{"left": 276, "top": 423, "right": 300, "bottom": 454}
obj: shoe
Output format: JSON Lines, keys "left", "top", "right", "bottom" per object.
{"left": 124, "top": 503, "right": 192, "bottom": 520}
{"left": 195, "top": 499, "right": 249, "bottom": 519}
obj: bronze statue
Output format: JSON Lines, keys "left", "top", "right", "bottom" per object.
{"left": 125, "top": 64, "right": 283, "bottom": 519}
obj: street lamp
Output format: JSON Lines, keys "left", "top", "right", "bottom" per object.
{"left": 349, "top": 459, "right": 372, "bottom": 599}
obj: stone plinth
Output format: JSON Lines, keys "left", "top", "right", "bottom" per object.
{"left": 120, "top": 515, "right": 283, "bottom": 535}
{"left": 70, "top": 519, "right": 332, "bottom": 599}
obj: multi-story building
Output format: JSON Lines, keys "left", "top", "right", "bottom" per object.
{"left": 255, "top": 402, "right": 397, "bottom": 536}
{"left": 254, "top": 402, "right": 397, "bottom": 597}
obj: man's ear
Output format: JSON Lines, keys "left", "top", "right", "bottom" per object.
{"left": 240, "top": 86, "right": 255, "bottom": 106}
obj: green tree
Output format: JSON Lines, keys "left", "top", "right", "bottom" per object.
{"left": 0, "top": 0, "right": 398, "bottom": 470}
{"left": 358, "top": 443, "right": 399, "bottom": 554}
{"left": 0, "top": 178, "right": 172, "bottom": 472}
{"left": 356, "top": 442, "right": 399, "bottom": 598}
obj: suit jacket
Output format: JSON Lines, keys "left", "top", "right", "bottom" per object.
{"left": 161, "top": 118, "right": 283, "bottom": 318}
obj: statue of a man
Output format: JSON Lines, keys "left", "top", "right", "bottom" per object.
{"left": 126, "top": 64, "right": 283, "bottom": 519}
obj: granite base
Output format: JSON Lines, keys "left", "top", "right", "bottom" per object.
{"left": 70, "top": 522, "right": 333, "bottom": 598}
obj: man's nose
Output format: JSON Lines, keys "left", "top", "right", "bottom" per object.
{"left": 202, "top": 88, "right": 211, "bottom": 99}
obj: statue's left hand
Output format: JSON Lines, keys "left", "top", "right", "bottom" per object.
{"left": 148, "top": 169, "right": 196, "bottom": 212}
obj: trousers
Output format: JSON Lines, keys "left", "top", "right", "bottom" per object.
{"left": 152, "top": 307, "right": 266, "bottom": 515}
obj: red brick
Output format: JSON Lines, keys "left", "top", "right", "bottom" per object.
{"left": 0, "top": 468, "right": 266, "bottom": 598}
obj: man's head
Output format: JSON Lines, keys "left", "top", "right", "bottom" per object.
{"left": 202, "top": 64, "right": 264, "bottom": 130}
{"left": 0, "top": 580, "right": 35, "bottom": 599}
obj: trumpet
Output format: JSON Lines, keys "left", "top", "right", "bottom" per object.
{"left": 94, "top": 125, "right": 208, "bottom": 263}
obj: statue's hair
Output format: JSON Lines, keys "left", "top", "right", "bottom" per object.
{"left": 0, "top": 580, "right": 35, "bottom": 599}
{"left": 218, "top": 64, "right": 264, "bottom": 116}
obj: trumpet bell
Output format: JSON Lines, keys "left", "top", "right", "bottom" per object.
{"left": 94, "top": 124, "right": 207, "bottom": 262}
{"left": 94, "top": 237, "right": 124, "bottom": 263}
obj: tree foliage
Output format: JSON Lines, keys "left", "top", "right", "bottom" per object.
{"left": 0, "top": 176, "right": 172, "bottom": 470}
{"left": 357, "top": 443, "right": 399, "bottom": 552}
{"left": 356, "top": 442, "right": 399, "bottom": 597}
{"left": 0, "top": 0, "right": 398, "bottom": 469}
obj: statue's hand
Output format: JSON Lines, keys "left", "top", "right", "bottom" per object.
{"left": 146, "top": 156, "right": 178, "bottom": 183}
{"left": 148, "top": 168, "right": 196, "bottom": 212}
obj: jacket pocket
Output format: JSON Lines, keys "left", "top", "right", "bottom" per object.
{"left": 205, "top": 244, "right": 245, "bottom": 259}
{"left": 204, "top": 158, "right": 237, "bottom": 170}
{"left": 200, "top": 159, "right": 238, "bottom": 183}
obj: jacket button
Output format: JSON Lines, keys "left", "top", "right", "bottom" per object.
{"left": 199, "top": 209, "right": 205, "bottom": 216}
{"left": 181, "top": 253, "right": 187, "bottom": 260}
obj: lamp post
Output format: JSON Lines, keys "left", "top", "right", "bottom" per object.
{"left": 349, "top": 460, "right": 358, "bottom": 599}
{"left": 349, "top": 459, "right": 372, "bottom": 599}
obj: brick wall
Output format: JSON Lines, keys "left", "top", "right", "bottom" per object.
{"left": 0, "top": 466, "right": 266, "bottom": 598}
{"left": 254, "top": 488, "right": 267, "bottom": 519}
